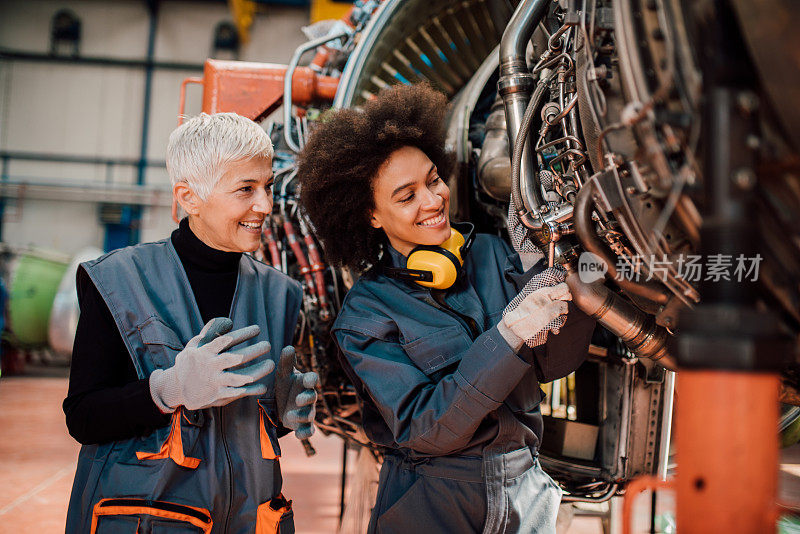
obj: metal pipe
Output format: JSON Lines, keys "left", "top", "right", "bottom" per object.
{"left": 574, "top": 182, "right": 670, "bottom": 305}
{"left": 561, "top": 482, "right": 619, "bottom": 503}
{"left": 0, "top": 150, "right": 165, "bottom": 167}
{"left": 535, "top": 135, "right": 584, "bottom": 153}
{"left": 499, "top": 0, "right": 550, "bottom": 217}
{"left": 548, "top": 93, "right": 579, "bottom": 126}
{"left": 547, "top": 148, "right": 587, "bottom": 172}
{"left": 138, "top": 0, "right": 159, "bottom": 187}
{"left": 178, "top": 77, "right": 204, "bottom": 125}
{"left": 477, "top": 98, "right": 512, "bottom": 200}
{"left": 564, "top": 266, "right": 675, "bottom": 368}
{"left": 657, "top": 370, "right": 675, "bottom": 480}
{"left": 499, "top": 0, "right": 550, "bottom": 66}
{"left": 548, "top": 24, "right": 571, "bottom": 51}
{"left": 509, "top": 77, "right": 551, "bottom": 238}
{"left": 617, "top": 360, "right": 635, "bottom": 476}
{"left": 284, "top": 30, "right": 349, "bottom": 153}
{"left": 533, "top": 52, "right": 574, "bottom": 75}
{"left": 0, "top": 179, "right": 172, "bottom": 206}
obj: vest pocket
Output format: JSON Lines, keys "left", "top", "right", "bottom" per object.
{"left": 256, "top": 493, "right": 294, "bottom": 534}
{"left": 136, "top": 408, "right": 201, "bottom": 468}
{"left": 257, "top": 398, "right": 282, "bottom": 459}
{"left": 90, "top": 497, "right": 212, "bottom": 533}
{"left": 138, "top": 315, "right": 184, "bottom": 371}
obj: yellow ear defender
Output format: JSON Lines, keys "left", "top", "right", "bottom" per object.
{"left": 383, "top": 222, "right": 476, "bottom": 290}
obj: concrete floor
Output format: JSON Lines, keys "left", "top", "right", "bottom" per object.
{"left": 0, "top": 372, "right": 616, "bottom": 533}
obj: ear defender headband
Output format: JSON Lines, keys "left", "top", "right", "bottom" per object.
{"left": 384, "top": 222, "right": 476, "bottom": 290}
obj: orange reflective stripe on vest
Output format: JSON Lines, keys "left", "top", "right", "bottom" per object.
{"left": 90, "top": 498, "right": 212, "bottom": 534}
{"left": 259, "top": 408, "right": 280, "bottom": 459}
{"left": 136, "top": 407, "right": 201, "bottom": 468}
{"left": 256, "top": 494, "right": 292, "bottom": 533}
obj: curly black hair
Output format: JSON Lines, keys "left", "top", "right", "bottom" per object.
{"left": 297, "top": 83, "right": 454, "bottom": 273}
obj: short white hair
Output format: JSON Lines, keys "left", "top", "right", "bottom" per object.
{"left": 167, "top": 112, "right": 274, "bottom": 199}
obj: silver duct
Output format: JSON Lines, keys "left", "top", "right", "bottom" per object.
{"left": 477, "top": 97, "right": 512, "bottom": 200}
{"left": 498, "top": 0, "right": 549, "bottom": 217}
{"left": 565, "top": 266, "right": 676, "bottom": 370}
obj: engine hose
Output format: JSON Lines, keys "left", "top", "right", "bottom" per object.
{"left": 574, "top": 181, "right": 670, "bottom": 305}
{"left": 283, "top": 220, "right": 318, "bottom": 296}
{"left": 510, "top": 73, "right": 553, "bottom": 216}
{"left": 262, "top": 225, "right": 282, "bottom": 270}
{"left": 303, "top": 233, "right": 332, "bottom": 321}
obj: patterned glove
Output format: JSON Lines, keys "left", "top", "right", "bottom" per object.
{"left": 501, "top": 267, "right": 570, "bottom": 348}
{"left": 508, "top": 192, "right": 544, "bottom": 271}
{"left": 276, "top": 345, "right": 320, "bottom": 439}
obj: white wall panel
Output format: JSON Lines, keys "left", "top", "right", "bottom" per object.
{"left": 83, "top": 2, "right": 149, "bottom": 59}
{"left": 0, "top": 1, "right": 149, "bottom": 58}
{"left": 156, "top": 3, "right": 308, "bottom": 64}
{"left": 156, "top": 2, "right": 231, "bottom": 63}
{"left": 2, "top": 62, "right": 144, "bottom": 160}
{"left": 0, "top": 1, "right": 57, "bottom": 52}
{"left": 245, "top": 6, "right": 311, "bottom": 63}
{"left": 3, "top": 199, "right": 104, "bottom": 255}
{"left": 140, "top": 205, "right": 177, "bottom": 244}
{"left": 0, "top": 0, "right": 310, "bottom": 254}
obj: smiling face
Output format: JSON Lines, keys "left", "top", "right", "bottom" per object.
{"left": 174, "top": 156, "right": 274, "bottom": 252}
{"left": 370, "top": 146, "right": 451, "bottom": 256}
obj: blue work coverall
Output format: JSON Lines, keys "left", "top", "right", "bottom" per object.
{"left": 333, "top": 233, "right": 595, "bottom": 533}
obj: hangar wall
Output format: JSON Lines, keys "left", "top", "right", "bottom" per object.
{"left": 0, "top": 0, "right": 309, "bottom": 255}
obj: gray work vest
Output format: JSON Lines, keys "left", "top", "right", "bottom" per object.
{"left": 64, "top": 238, "right": 302, "bottom": 534}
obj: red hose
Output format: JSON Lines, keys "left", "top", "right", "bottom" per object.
{"left": 303, "top": 233, "right": 330, "bottom": 319}
{"left": 262, "top": 225, "right": 282, "bottom": 270}
{"left": 283, "top": 220, "right": 317, "bottom": 295}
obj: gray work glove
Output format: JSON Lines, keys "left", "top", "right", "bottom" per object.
{"left": 149, "top": 317, "right": 275, "bottom": 412}
{"left": 508, "top": 193, "right": 544, "bottom": 271}
{"left": 498, "top": 275, "right": 571, "bottom": 351}
{"left": 275, "top": 345, "right": 319, "bottom": 440}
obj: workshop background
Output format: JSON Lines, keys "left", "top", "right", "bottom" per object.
{"left": 2, "top": 1, "right": 799, "bottom": 533}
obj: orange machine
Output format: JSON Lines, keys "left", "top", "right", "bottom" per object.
{"left": 177, "top": 3, "right": 358, "bottom": 124}
{"left": 623, "top": 372, "right": 781, "bottom": 534}
{"left": 179, "top": 59, "right": 339, "bottom": 124}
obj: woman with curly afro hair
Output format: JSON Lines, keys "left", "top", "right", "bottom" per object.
{"left": 298, "top": 83, "right": 594, "bottom": 533}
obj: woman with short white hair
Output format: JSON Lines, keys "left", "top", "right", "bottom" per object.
{"left": 64, "top": 112, "right": 317, "bottom": 533}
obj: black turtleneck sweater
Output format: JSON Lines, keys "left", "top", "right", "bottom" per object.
{"left": 63, "top": 218, "right": 242, "bottom": 445}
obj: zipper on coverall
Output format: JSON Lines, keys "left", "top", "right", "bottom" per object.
{"left": 219, "top": 405, "right": 234, "bottom": 532}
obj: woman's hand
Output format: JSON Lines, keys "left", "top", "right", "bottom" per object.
{"left": 275, "top": 346, "right": 319, "bottom": 439}
{"left": 149, "top": 318, "right": 275, "bottom": 412}
{"left": 498, "top": 276, "right": 572, "bottom": 351}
